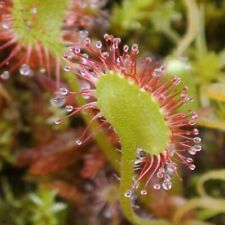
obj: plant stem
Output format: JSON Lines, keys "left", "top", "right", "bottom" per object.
{"left": 120, "top": 141, "right": 171, "bottom": 225}
{"left": 174, "top": 0, "right": 200, "bottom": 56}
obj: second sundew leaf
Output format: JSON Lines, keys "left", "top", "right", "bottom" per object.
{"left": 11, "top": 0, "right": 69, "bottom": 56}
{"left": 96, "top": 72, "right": 170, "bottom": 156}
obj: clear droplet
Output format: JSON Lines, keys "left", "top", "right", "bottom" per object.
{"left": 188, "top": 147, "right": 196, "bottom": 155}
{"left": 64, "top": 65, "right": 71, "bottom": 72}
{"left": 193, "top": 128, "right": 199, "bottom": 135}
{"left": 124, "top": 190, "right": 132, "bottom": 198}
{"left": 189, "top": 164, "right": 196, "bottom": 170}
{"left": 50, "top": 96, "right": 65, "bottom": 108}
{"left": 188, "top": 120, "right": 196, "bottom": 126}
{"left": 153, "top": 183, "right": 161, "bottom": 190}
{"left": 31, "top": 7, "right": 37, "bottom": 14}
{"left": 59, "top": 87, "right": 68, "bottom": 96}
{"left": 131, "top": 44, "right": 139, "bottom": 52}
{"left": 186, "top": 157, "right": 193, "bottom": 163}
{"left": 172, "top": 76, "right": 181, "bottom": 85}
{"left": 54, "top": 118, "right": 61, "bottom": 125}
{"left": 194, "top": 145, "right": 202, "bottom": 151}
{"left": 65, "top": 105, "right": 73, "bottom": 112}
{"left": 157, "top": 171, "right": 164, "bottom": 179}
{"left": 96, "top": 41, "right": 102, "bottom": 49}
{"left": 140, "top": 189, "right": 147, "bottom": 195}
{"left": 20, "top": 64, "right": 33, "bottom": 76}
{"left": 132, "top": 183, "right": 139, "bottom": 190}
{"left": 123, "top": 45, "right": 129, "bottom": 52}
{"left": 76, "top": 139, "right": 82, "bottom": 146}
{"left": 39, "top": 68, "right": 46, "bottom": 74}
{"left": 0, "top": 71, "right": 10, "bottom": 80}
{"left": 1, "top": 21, "right": 10, "bottom": 30}
{"left": 162, "top": 180, "right": 172, "bottom": 190}
{"left": 193, "top": 137, "right": 201, "bottom": 143}
{"left": 84, "top": 37, "right": 91, "bottom": 45}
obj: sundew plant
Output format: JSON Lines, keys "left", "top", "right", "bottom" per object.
{"left": 0, "top": 1, "right": 225, "bottom": 225}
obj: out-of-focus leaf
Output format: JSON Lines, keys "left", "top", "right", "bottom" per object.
{"left": 173, "top": 197, "right": 225, "bottom": 225}
{"left": 204, "top": 83, "right": 225, "bottom": 102}
{"left": 197, "top": 169, "right": 225, "bottom": 197}
{"left": 197, "top": 107, "right": 225, "bottom": 131}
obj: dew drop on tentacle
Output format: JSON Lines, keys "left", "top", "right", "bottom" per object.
{"left": 188, "top": 147, "right": 197, "bottom": 155}
{"left": 0, "top": 71, "right": 10, "bottom": 80}
{"left": 59, "top": 87, "right": 69, "bottom": 96}
{"left": 1, "top": 20, "right": 10, "bottom": 30}
{"left": 140, "top": 189, "right": 147, "bottom": 195}
{"left": 172, "top": 76, "right": 181, "bottom": 86}
{"left": 75, "top": 139, "right": 82, "bottom": 146}
{"left": 193, "top": 137, "right": 201, "bottom": 143}
{"left": 124, "top": 190, "right": 133, "bottom": 198}
{"left": 54, "top": 118, "right": 61, "bottom": 125}
{"left": 64, "top": 65, "right": 71, "bottom": 72}
{"left": 153, "top": 183, "right": 161, "bottom": 190}
{"left": 96, "top": 41, "right": 102, "bottom": 49}
{"left": 65, "top": 105, "right": 74, "bottom": 112}
{"left": 20, "top": 64, "right": 33, "bottom": 77}
{"left": 162, "top": 179, "right": 172, "bottom": 190}
{"left": 50, "top": 96, "right": 65, "bottom": 108}
{"left": 189, "top": 164, "right": 196, "bottom": 171}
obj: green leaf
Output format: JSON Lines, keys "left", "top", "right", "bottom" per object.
{"left": 96, "top": 72, "right": 169, "bottom": 156}
{"left": 11, "top": 0, "right": 68, "bottom": 56}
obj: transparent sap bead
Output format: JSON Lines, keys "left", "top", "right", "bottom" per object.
{"left": 20, "top": 64, "right": 33, "bottom": 76}
{"left": 74, "top": 48, "right": 81, "bottom": 54}
{"left": 64, "top": 51, "right": 73, "bottom": 60}
{"left": 188, "top": 120, "right": 196, "bottom": 126}
{"left": 0, "top": 71, "right": 10, "bottom": 80}
{"left": 123, "top": 45, "right": 129, "bottom": 52}
{"left": 153, "top": 68, "right": 162, "bottom": 76}
{"left": 59, "top": 87, "right": 68, "bottom": 96}
{"left": 153, "top": 183, "right": 161, "bottom": 190}
{"left": 96, "top": 41, "right": 102, "bottom": 49}
{"left": 79, "top": 30, "right": 89, "bottom": 38}
{"left": 194, "top": 145, "right": 202, "bottom": 151}
{"left": 172, "top": 76, "right": 181, "bottom": 85}
{"left": 192, "top": 112, "right": 198, "bottom": 119}
{"left": 193, "top": 128, "right": 199, "bottom": 135}
{"left": 75, "top": 139, "right": 82, "bottom": 146}
{"left": 103, "top": 208, "right": 113, "bottom": 219}
{"left": 65, "top": 105, "right": 74, "bottom": 112}
{"left": 157, "top": 171, "right": 164, "bottom": 179}
{"left": 188, "top": 147, "right": 197, "bottom": 155}
{"left": 1, "top": 20, "right": 10, "bottom": 30}
{"left": 158, "top": 167, "right": 165, "bottom": 173}
{"left": 140, "top": 189, "right": 147, "bottom": 195}
{"left": 131, "top": 44, "right": 139, "bottom": 52}
{"left": 39, "top": 68, "right": 46, "bottom": 74}
{"left": 31, "top": 7, "right": 37, "bottom": 14}
{"left": 54, "top": 118, "right": 61, "bottom": 125}
{"left": 50, "top": 96, "right": 65, "bottom": 108}
{"left": 84, "top": 37, "right": 91, "bottom": 45}
{"left": 64, "top": 65, "right": 71, "bottom": 72}
{"left": 124, "top": 190, "right": 133, "bottom": 198}
{"left": 186, "top": 157, "right": 193, "bottom": 163}
{"left": 162, "top": 180, "right": 172, "bottom": 190}
{"left": 193, "top": 137, "right": 201, "bottom": 143}
{"left": 112, "top": 43, "right": 118, "bottom": 49}
{"left": 132, "top": 182, "right": 139, "bottom": 190}
{"left": 189, "top": 164, "right": 196, "bottom": 170}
